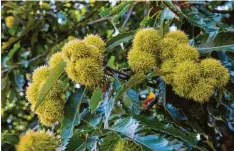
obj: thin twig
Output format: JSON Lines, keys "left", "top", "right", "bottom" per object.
{"left": 104, "top": 66, "right": 131, "bottom": 80}
{"left": 87, "top": 16, "right": 113, "bottom": 25}
{"left": 69, "top": 9, "right": 98, "bottom": 35}
{"left": 1, "top": 50, "right": 49, "bottom": 75}
{"left": 26, "top": 50, "right": 49, "bottom": 63}
{"left": 122, "top": 2, "right": 138, "bottom": 27}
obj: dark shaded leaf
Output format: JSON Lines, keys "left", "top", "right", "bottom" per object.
{"left": 179, "top": 7, "right": 218, "bottom": 32}
{"left": 115, "top": 73, "right": 146, "bottom": 102}
{"left": 2, "top": 133, "right": 19, "bottom": 145}
{"left": 115, "top": 69, "right": 162, "bottom": 103}
{"left": 113, "top": 76, "right": 121, "bottom": 90}
{"left": 14, "top": 71, "right": 25, "bottom": 91}
{"left": 193, "top": 32, "right": 234, "bottom": 54}
{"left": 60, "top": 86, "right": 85, "bottom": 148}
{"left": 166, "top": 104, "right": 187, "bottom": 121}
{"left": 2, "top": 37, "right": 19, "bottom": 51}
{"left": 8, "top": 43, "right": 20, "bottom": 59}
{"left": 1, "top": 76, "right": 10, "bottom": 106}
{"left": 158, "top": 77, "right": 166, "bottom": 105}
{"left": 166, "top": 2, "right": 234, "bottom": 32}
{"left": 196, "top": 5, "right": 234, "bottom": 32}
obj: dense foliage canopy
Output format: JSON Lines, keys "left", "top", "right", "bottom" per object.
{"left": 1, "top": 1, "right": 234, "bottom": 151}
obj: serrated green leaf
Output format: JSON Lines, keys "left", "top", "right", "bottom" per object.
{"left": 90, "top": 87, "right": 102, "bottom": 113}
{"left": 165, "top": 2, "right": 234, "bottom": 32}
{"left": 65, "top": 132, "right": 98, "bottom": 151}
{"left": 179, "top": 7, "right": 218, "bottom": 32}
{"left": 135, "top": 116, "right": 198, "bottom": 148}
{"left": 109, "top": 118, "right": 185, "bottom": 151}
{"left": 196, "top": 6, "right": 234, "bottom": 32}
{"left": 61, "top": 86, "right": 85, "bottom": 148}
{"left": 105, "top": 31, "right": 136, "bottom": 53}
{"left": 193, "top": 32, "right": 234, "bottom": 54}
{"left": 99, "top": 132, "right": 121, "bottom": 151}
{"left": 34, "top": 60, "right": 65, "bottom": 111}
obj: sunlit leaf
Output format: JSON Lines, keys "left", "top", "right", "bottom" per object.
{"left": 105, "top": 31, "right": 135, "bottom": 53}
{"left": 34, "top": 61, "right": 65, "bottom": 111}
{"left": 106, "top": 56, "right": 115, "bottom": 68}
{"left": 90, "top": 87, "right": 102, "bottom": 113}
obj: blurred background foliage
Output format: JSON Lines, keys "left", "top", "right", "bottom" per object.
{"left": 1, "top": 1, "right": 234, "bottom": 151}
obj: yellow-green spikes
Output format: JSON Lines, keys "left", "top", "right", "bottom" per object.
{"left": 164, "top": 30, "right": 188, "bottom": 44}
{"left": 48, "top": 52, "right": 64, "bottom": 68}
{"left": 189, "top": 78, "right": 214, "bottom": 103}
{"left": 173, "top": 60, "right": 201, "bottom": 97}
{"left": 84, "top": 34, "right": 106, "bottom": 52}
{"left": 133, "top": 28, "right": 161, "bottom": 53}
{"left": 32, "top": 66, "right": 50, "bottom": 84}
{"left": 161, "top": 59, "right": 176, "bottom": 85}
{"left": 173, "top": 43, "right": 199, "bottom": 62}
{"left": 200, "top": 58, "right": 230, "bottom": 88}
{"left": 128, "top": 49, "right": 157, "bottom": 73}
{"left": 66, "top": 58, "right": 103, "bottom": 86}
{"left": 160, "top": 38, "right": 177, "bottom": 61}
{"left": 16, "top": 131, "right": 59, "bottom": 151}
{"left": 61, "top": 39, "right": 90, "bottom": 62}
